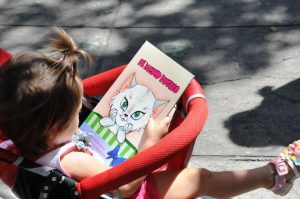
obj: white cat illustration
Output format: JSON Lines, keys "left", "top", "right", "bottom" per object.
{"left": 100, "top": 74, "right": 167, "bottom": 143}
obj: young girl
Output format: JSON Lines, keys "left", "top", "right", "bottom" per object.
{"left": 0, "top": 27, "right": 299, "bottom": 199}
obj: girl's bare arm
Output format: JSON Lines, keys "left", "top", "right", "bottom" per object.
{"left": 61, "top": 117, "right": 171, "bottom": 197}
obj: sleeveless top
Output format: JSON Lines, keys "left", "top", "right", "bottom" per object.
{"left": 35, "top": 142, "right": 76, "bottom": 177}
{"left": 35, "top": 141, "right": 104, "bottom": 177}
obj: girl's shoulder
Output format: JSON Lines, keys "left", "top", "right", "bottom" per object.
{"left": 60, "top": 147, "right": 109, "bottom": 180}
{"left": 35, "top": 141, "right": 77, "bottom": 177}
{"left": 36, "top": 140, "right": 109, "bottom": 180}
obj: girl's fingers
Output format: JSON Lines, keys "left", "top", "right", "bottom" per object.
{"left": 160, "top": 117, "right": 171, "bottom": 133}
{"left": 148, "top": 117, "right": 154, "bottom": 123}
{"left": 289, "top": 141, "right": 300, "bottom": 153}
{"left": 292, "top": 140, "right": 300, "bottom": 147}
{"left": 161, "top": 116, "right": 171, "bottom": 125}
{"left": 294, "top": 141, "right": 300, "bottom": 151}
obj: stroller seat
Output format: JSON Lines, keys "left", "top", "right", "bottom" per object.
{"left": 0, "top": 49, "right": 208, "bottom": 199}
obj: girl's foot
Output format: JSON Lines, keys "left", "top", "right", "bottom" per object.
{"left": 268, "top": 140, "right": 300, "bottom": 196}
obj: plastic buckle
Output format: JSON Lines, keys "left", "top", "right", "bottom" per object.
{"left": 282, "top": 152, "right": 300, "bottom": 179}
{"left": 276, "top": 161, "right": 289, "bottom": 176}
{"left": 273, "top": 158, "right": 289, "bottom": 176}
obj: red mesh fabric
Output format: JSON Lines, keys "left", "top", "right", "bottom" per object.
{"left": 0, "top": 162, "right": 18, "bottom": 188}
{"left": 0, "top": 147, "right": 18, "bottom": 163}
{"left": 77, "top": 97, "right": 208, "bottom": 198}
{"left": 0, "top": 144, "right": 19, "bottom": 188}
{"left": 181, "top": 79, "right": 205, "bottom": 113}
{"left": 0, "top": 48, "right": 12, "bottom": 66}
{"left": 0, "top": 52, "right": 19, "bottom": 188}
{"left": 164, "top": 109, "right": 192, "bottom": 170}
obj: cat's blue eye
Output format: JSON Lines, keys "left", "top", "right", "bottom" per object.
{"left": 120, "top": 97, "right": 128, "bottom": 111}
{"left": 131, "top": 111, "right": 145, "bottom": 120}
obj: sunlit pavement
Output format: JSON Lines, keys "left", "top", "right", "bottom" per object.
{"left": 1, "top": 1, "right": 300, "bottom": 198}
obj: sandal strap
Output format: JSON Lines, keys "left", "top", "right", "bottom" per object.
{"left": 285, "top": 145, "right": 300, "bottom": 167}
{"left": 269, "top": 143, "right": 300, "bottom": 196}
{"left": 269, "top": 175, "right": 293, "bottom": 196}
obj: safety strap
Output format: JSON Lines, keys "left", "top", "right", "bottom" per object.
{"left": 0, "top": 142, "right": 53, "bottom": 177}
{"left": 38, "top": 170, "right": 120, "bottom": 199}
{"left": 0, "top": 141, "right": 78, "bottom": 199}
{"left": 38, "top": 170, "right": 79, "bottom": 199}
{"left": 0, "top": 141, "right": 120, "bottom": 199}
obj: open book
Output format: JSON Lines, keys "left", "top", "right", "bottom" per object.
{"left": 79, "top": 41, "right": 194, "bottom": 166}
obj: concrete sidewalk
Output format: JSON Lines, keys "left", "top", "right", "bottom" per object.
{"left": 1, "top": 0, "right": 300, "bottom": 198}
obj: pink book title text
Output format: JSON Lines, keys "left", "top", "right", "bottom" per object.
{"left": 137, "top": 58, "right": 180, "bottom": 93}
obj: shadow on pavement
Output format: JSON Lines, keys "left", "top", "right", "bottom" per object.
{"left": 225, "top": 78, "right": 300, "bottom": 147}
{"left": 1, "top": 1, "right": 300, "bottom": 85}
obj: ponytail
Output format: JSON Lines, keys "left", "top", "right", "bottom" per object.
{"left": 0, "top": 27, "right": 93, "bottom": 158}
{"left": 48, "top": 27, "right": 93, "bottom": 79}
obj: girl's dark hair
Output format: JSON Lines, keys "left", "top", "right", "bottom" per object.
{"left": 0, "top": 27, "right": 93, "bottom": 159}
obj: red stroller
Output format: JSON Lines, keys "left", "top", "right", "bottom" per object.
{"left": 0, "top": 48, "right": 208, "bottom": 199}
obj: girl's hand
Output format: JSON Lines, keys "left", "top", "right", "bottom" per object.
{"left": 140, "top": 117, "right": 171, "bottom": 150}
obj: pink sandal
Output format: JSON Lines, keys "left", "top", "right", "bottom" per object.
{"left": 269, "top": 141, "right": 300, "bottom": 196}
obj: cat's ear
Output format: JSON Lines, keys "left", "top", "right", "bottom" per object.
{"left": 118, "top": 73, "right": 137, "bottom": 92}
{"left": 152, "top": 99, "right": 169, "bottom": 118}
{"left": 154, "top": 99, "right": 169, "bottom": 109}
{"left": 129, "top": 74, "right": 137, "bottom": 88}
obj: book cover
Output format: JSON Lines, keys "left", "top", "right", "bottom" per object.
{"left": 79, "top": 41, "right": 194, "bottom": 166}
